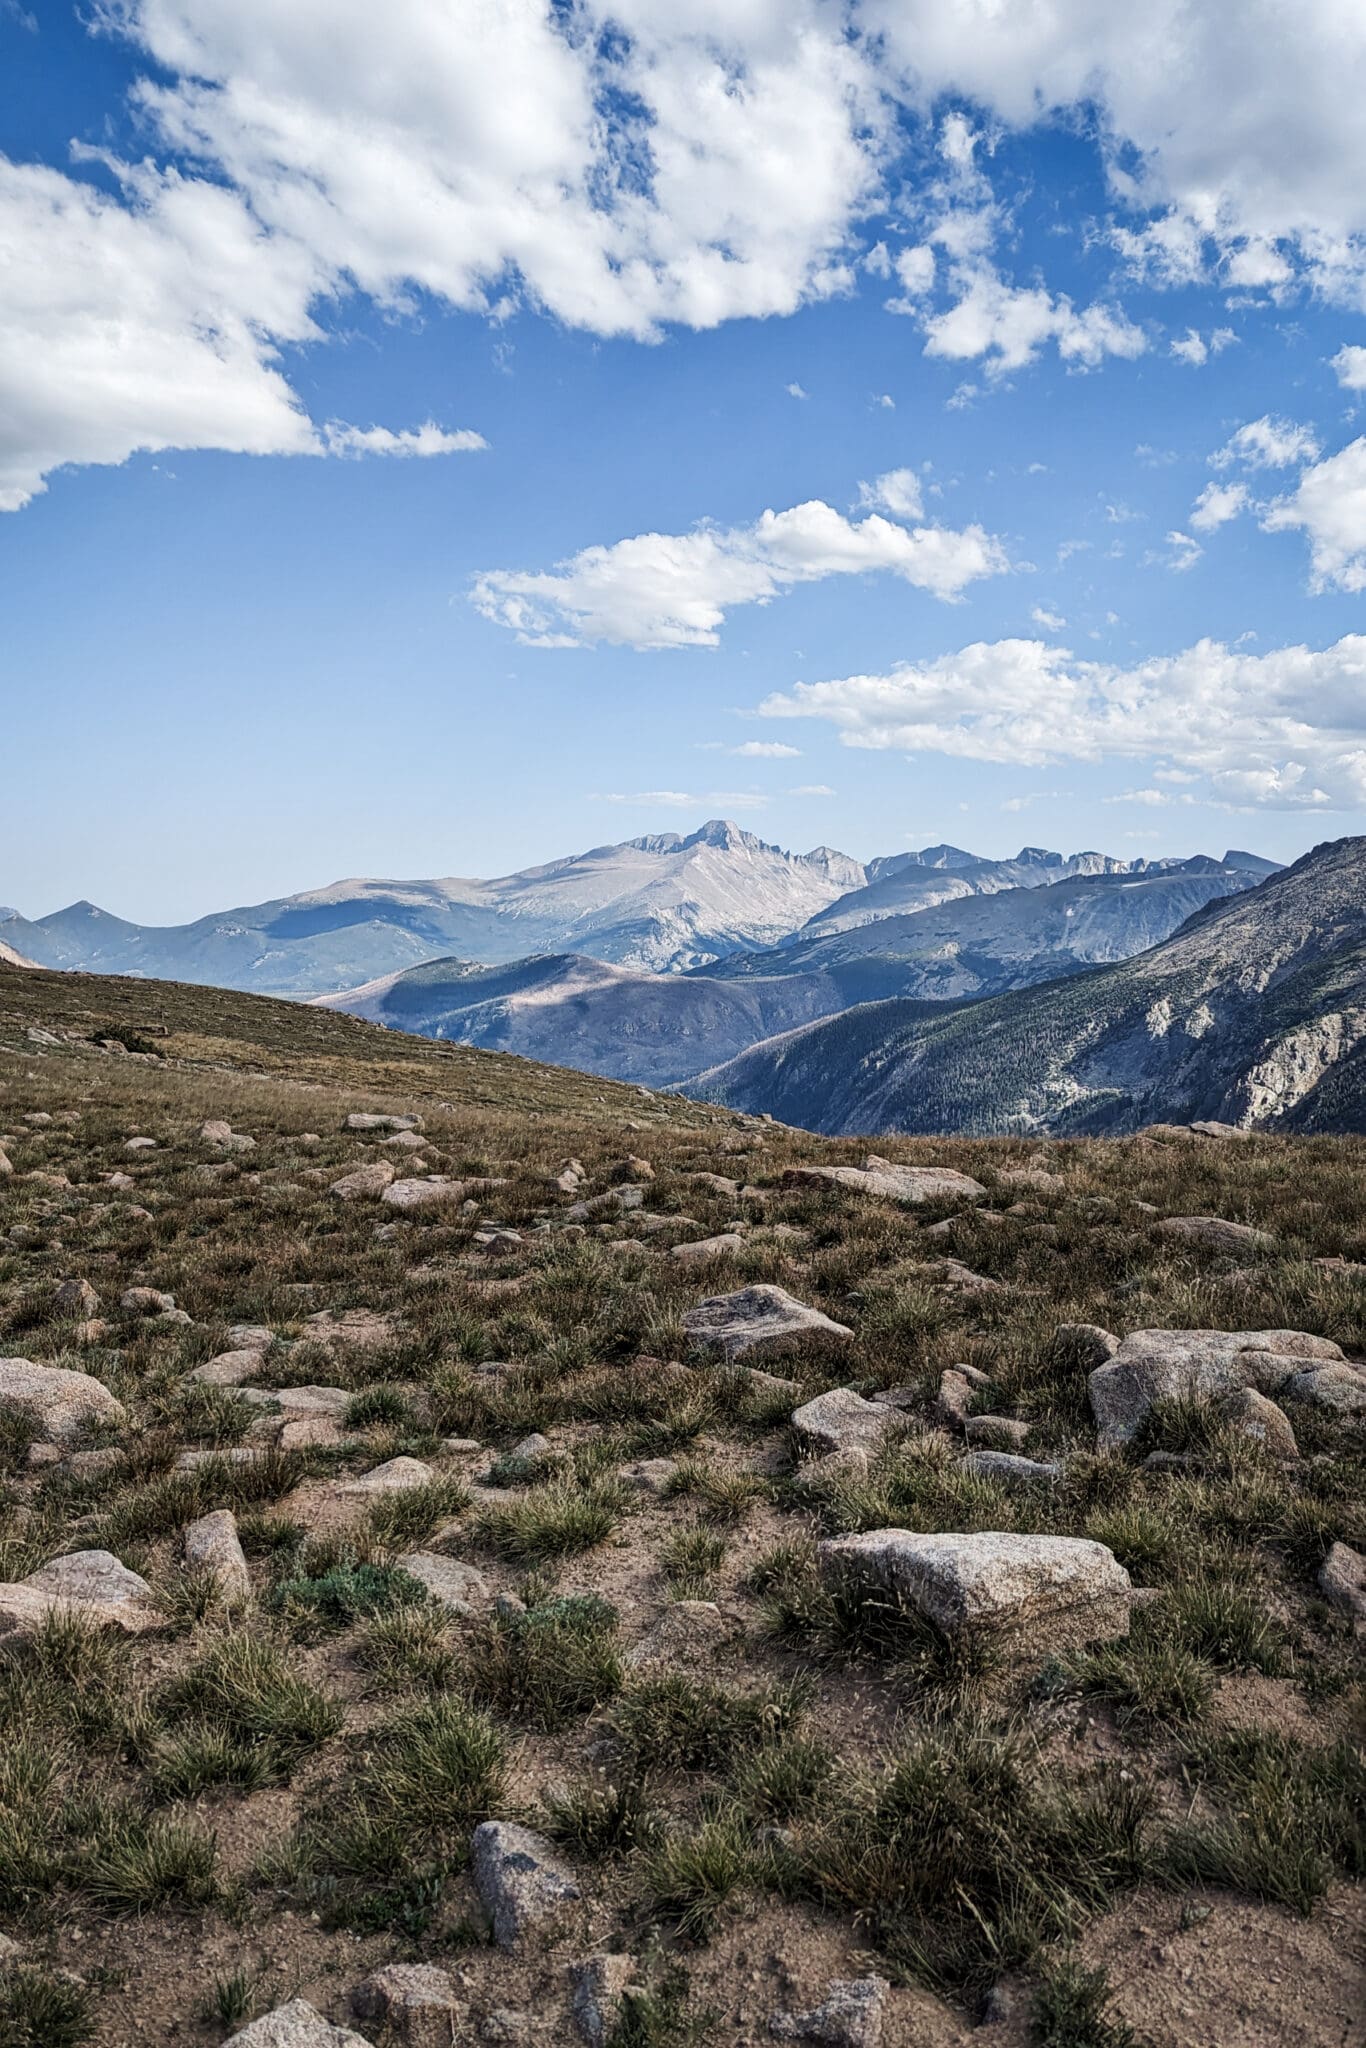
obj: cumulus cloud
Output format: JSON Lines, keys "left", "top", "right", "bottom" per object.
{"left": 756, "top": 631, "right": 1366, "bottom": 807}
{"left": 1170, "top": 326, "right": 1235, "bottom": 366}
{"left": 321, "top": 421, "right": 486, "bottom": 458}
{"left": 1189, "top": 480, "right": 1250, "bottom": 532}
{"left": 920, "top": 268, "right": 1146, "bottom": 374}
{"left": 1030, "top": 607, "right": 1066, "bottom": 630}
{"left": 1262, "top": 437, "right": 1366, "bottom": 591}
{"left": 471, "top": 475, "right": 1009, "bottom": 649}
{"left": 1212, "top": 415, "right": 1322, "bottom": 470}
{"left": 727, "top": 740, "right": 801, "bottom": 758}
{"left": 1331, "top": 345, "right": 1366, "bottom": 391}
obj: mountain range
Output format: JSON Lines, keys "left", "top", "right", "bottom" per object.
{"left": 0, "top": 823, "right": 1257, "bottom": 996}
{"left": 317, "top": 854, "right": 1266, "bottom": 1088}
{"left": 697, "top": 835, "right": 1366, "bottom": 1136}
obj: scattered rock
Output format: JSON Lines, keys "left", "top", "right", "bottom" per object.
{"left": 0, "top": 1356, "right": 125, "bottom": 1442}
{"left": 200, "top": 1119, "right": 255, "bottom": 1152}
{"left": 339, "top": 1456, "right": 435, "bottom": 1494}
{"left": 571, "top": 1955, "right": 638, "bottom": 2047}
{"left": 1280, "top": 1361, "right": 1366, "bottom": 1419}
{"left": 683, "top": 1284, "right": 853, "bottom": 1362}
{"left": 330, "top": 1161, "right": 396, "bottom": 1201}
{"left": 120, "top": 1286, "right": 177, "bottom": 1315}
{"left": 963, "top": 1414, "right": 1029, "bottom": 1452}
{"left": 1318, "top": 1542, "right": 1365, "bottom": 1633}
{"left": 0, "top": 1550, "right": 156, "bottom": 1638}
{"left": 0, "top": 1147, "right": 11, "bottom": 1176}
{"left": 224, "top": 2000, "right": 369, "bottom": 2048}
{"left": 1313, "top": 1255, "right": 1366, "bottom": 1280}
{"left": 52, "top": 1278, "right": 101, "bottom": 1318}
{"left": 382, "top": 1129, "right": 429, "bottom": 1151}
{"left": 626, "top": 1599, "right": 740, "bottom": 1668}
{"left": 125, "top": 1135, "right": 157, "bottom": 1152}
{"left": 1089, "top": 1328, "right": 1348, "bottom": 1447}
{"left": 613, "top": 1155, "right": 654, "bottom": 1181}
{"left": 381, "top": 1177, "right": 466, "bottom": 1212}
{"left": 620, "top": 1457, "right": 678, "bottom": 1495}
{"left": 690, "top": 1172, "right": 741, "bottom": 1199}
{"left": 672, "top": 1232, "right": 744, "bottom": 1262}
{"left": 175, "top": 1446, "right": 269, "bottom": 1472}
{"left": 344, "top": 1112, "right": 423, "bottom": 1133}
{"left": 1189, "top": 1120, "right": 1254, "bottom": 1140}
{"left": 770, "top": 1976, "right": 890, "bottom": 2046}
{"left": 189, "top": 1349, "right": 268, "bottom": 1388}
{"left": 351, "top": 1963, "right": 460, "bottom": 2047}
{"left": 961, "top": 1450, "right": 1061, "bottom": 1489}
{"left": 1158, "top": 1215, "right": 1276, "bottom": 1255}
{"left": 792, "top": 1387, "right": 897, "bottom": 1459}
{"left": 181, "top": 1509, "right": 251, "bottom": 1607}
{"left": 818, "top": 1530, "right": 1131, "bottom": 1655}
{"left": 1217, "top": 1387, "right": 1299, "bottom": 1459}
{"left": 303, "top": 1307, "right": 397, "bottom": 1349}
{"left": 784, "top": 1159, "right": 986, "bottom": 1206}
{"left": 470, "top": 1820, "right": 582, "bottom": 1948}
{"left": 398, "top": 1553, "right": 490, "bottom": 1615}
{"left": 935, "top": 1364, "right": 989, "bottom": 1429}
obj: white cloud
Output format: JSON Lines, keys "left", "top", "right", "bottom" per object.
{"left": 322, "top": 420, "right": 486, "bottom": 458}
{"left": 1170, "top": 326, "right": 1236, "bottom": 366}
{"left": 918, "top": 267, "right": 1146, "bottom": 375}
{"left": 1104, "top": 788, "right": 1170, "bottom": 805}
{"left": 1157, "top": 530, "right": 1203, "bottom": 572}
{"left": 599, "top": 788, "right": 769, "bottom": 810}
{"left": 756, "top": 630, "right": 1366, "bottom": 808}
{"left": 471, "top": 475, "right": 1008, "bottom": 648}
{"left": 1331, "top": 345, "right": 1366, "bottom": 391}
{"left": 857, "top": 466, "right": 924, "bottom": 519}
{"left": 1030, "top": 606, "right": 1066, "bottom": 630}
{"left": 727, "top": 740, "right": 801, "bottom": 758}
{"left": 1189, "top": 480, "right": 1250, "bottom": 532}
{"left": 1212, "top": 415, "right": 1322, "bottom": 471}
{"left": 1262, "top": 437, "right": 1366, "bottom": 591}
{"left": 791, "top": 783, "right": 835, "bottom": 796}
{"left": 786, "top": 382, "right": 810, "bottom": 399}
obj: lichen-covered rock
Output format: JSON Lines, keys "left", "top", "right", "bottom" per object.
{"left": 189, "top": 1349, "right": 268, "bottom": 1387}
{"left": 1280, "top": 1362, "right": 1366, "bottom": 1419}
{"left": 0, "top": 1356, "right": 124, "bottom": 1442}
{"left": 339, "top": 1456, "right": 435, "bottom": 1494}
{"left": 329, "top": 1161, "right": 396, "bottom": 1201}
{"left": 769, "top": 1976, "right": 890, "bottom": 2046}
{"left": 934, "top": 1363, "right": 989, "bottom": 1428}
{"left": 791, "top": 1387, "right": 897, "bottom": 1459}
{"left": 1158, "top": 1215, "right": 1276, "bottom": 1255}
{"left": 571, "top": 1955, "right": 638, "bottom": 2046}
{"left": 784, "top": 1160, "right": 985, "bottom": 1205}
{"left": 351, "top": 1963, "right": 460, "bottom": 2046}
{"left": 0, "top": 1550, "right": 155, "bottom": 1638}
{"left": 626, "top": 1599, "right": 740, "bottom": 1668}
{"left": 682, "top": 1285, "right": 853, "bottom": 1362}
{"left": 182, "top": 1509, "right": 251, "bottom": 1607}
{"left": 1217, "top": 1387, "right": 1299, "bottom": 1459}
{"left": 397, "top": 1553, "right": 490, "bottom": 1615}
{"left": 1089, "top": 1328, "right": 1347, "bottom": 1447}
{"left": 224, "top": 1999, "right": 369, "bottom": 2048}
{"left": 120, "top": 1286, "right": 177, "bottom": 1314}
{"left": 344, "top": 1112, "right": 422, "bottom": 1133}
{"left": 963, "top": 1414, "right": 1030, "bottom": 1452}
{"left": 53, "top": 1278, "right": 101, "bottom": 1318}
{"left": 962, "top": 1450, "right": 1061, "bottom": 1489}
{"left": 671, "top": 1233, "right": 743, "bottom": 1262}
{"left": 381, "top": 1177, "right": 465, "bottom": 1212}
{"left": 200, "top": 1120, "right": 255, "bottom": 1152}
{"left": 818, "top": 1530, "right": 1130, "bottom": 1653}
{"left": 1318, "top": 1542, "right": 1365, "bottom": 1634}
{"left": 470, "top": 1820, "right": 581, "bottom": 1948}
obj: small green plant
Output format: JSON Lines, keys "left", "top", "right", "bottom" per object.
{"left": 1030, "top": 1958, "right": 1140, "bottom": 2047}
{"left": 543, "top": 1769, "right": 660, "bottom": 1858}
{"left": 0, "top": 1965, "right": 95, "bottom": 2048}
{"left": 78, "top": 1809, "right": 218, "bottom": 1912}
{"left": 463, "top": 1592, "right": 623, "bottom": 1730}
{"left": 357, "top": 1601, "right": 457, "bottom": 1692}
{"left": 660, "top": 1524, "right": 727, "bottom": 1599}
{"left": 614, "top": 1672, "right": 812, "bottom": 1776}
{"left": 270, "top": 1559, "right": 429, "bottom": 1633}
{"left": 479, "top": 1473, "right": 631, "bottom": 1562}
{"left": 161, "top": 1632, "right": 343, "bottom": 1778}
{"left": 367, "top": 1476, "right": 470, "bottom": 1548}
{"left": 344, "top": 1384, "right": 413, "bottom": 1429}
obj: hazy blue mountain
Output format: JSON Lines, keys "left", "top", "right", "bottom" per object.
{"left": 797, "top": 842, "right": 1163, "bottom": 937}
{"left": 316, "top": 856, "right": 1263, "bottom": 1087}
{"left": 696, "top": 838, "right": 1366, "bottom": 1136}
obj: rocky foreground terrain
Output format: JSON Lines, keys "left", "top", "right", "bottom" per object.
{"left": 0, "top": 964, "right": 1362, "bottom": 2048}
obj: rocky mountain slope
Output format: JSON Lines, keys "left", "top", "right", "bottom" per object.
{"left": 0, "top": 823, "right": 866, "bottom": 993}
{"left": 319, "top": 857, "right": 1262, "bottom": 1088}
{"left": 698, "top": 836, "right": 1366, "bottom": 1135}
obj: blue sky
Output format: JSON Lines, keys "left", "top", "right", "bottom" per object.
{"left": 4, "top": 2, "right": 1366, "bottom": 921}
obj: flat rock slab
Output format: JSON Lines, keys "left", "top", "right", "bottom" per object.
{"left": 226, "top": 1323, "right": 276, "bottom": 1351}
{"left": 189, "top": 1349, "right": 269, "bottom": 1387}
{"left": 339, "top": 1456, "right": 435, "bottom": 1495}
{"left": 398, "top": 1552, "right": 490, "bottom": 1615}
{"left": 784, "top": 1159, "right": 986, "bottom": 1205}
{"left": 344, "top": 1112, "right": 423, "bottom": 1132}
{"left": 770, "top": 1976, "right": 890, "bottom": 2047}
{"left": 1318, "top": 1542, "right": 1365, "bottom": 1634}
{"left": 0, "top": 1549, "right": 156, "bottom": 1638}
{"left": 1158, "top": 1215, "right": 1277, "bottom": 1255}
{"left": 303, "top": 1308, "right": 399, "bottom": 1349}
{"left": 240, "top": 1384, "right": 351, "bottom": 1418}
{"left": 0, "top": 1356, "right": 125, "bottom": 1442}
{"left": 330, "top": 1162, "right": 396, "bottom": 1201}
{"left": 351, "top": 1962, "right": 460, "bottom": 2046}
{"left": 962, "top": 1449, "right": 1061, "bottom": 1489}
{"left": 381, "top": 1177, "right": 465, "bottom": 1212}
{"left": 672, "top": 1233, "right": 744, "bottom": 1262}
{"left": 683, "top": 1284, "right": 853, "bottom": 1362}
{"left": 471, "top": 1820, "right": 581, "bottom": 1948}
{"left": 791, "top": 1387, "right": 897, "bottom": 1459}
{"left": 626, "top": 1599, "right": 741, "bottom": 1668}
{"left": 818, "top": 1529, "right": 1131, "bottom": 1653}
{"left": 225, "top": 2000, "right": 370, "bottom": 2048}
{"left": 1281, "top": 1362, "right": 1366, "bottom": 1418}
{"left": 1089, "top": 1327, "right": 1348, "bottom": 1447}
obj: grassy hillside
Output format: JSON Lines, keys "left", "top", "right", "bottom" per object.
{"left": 0, "top": 965, "right": 1362, "bottom": 2046}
